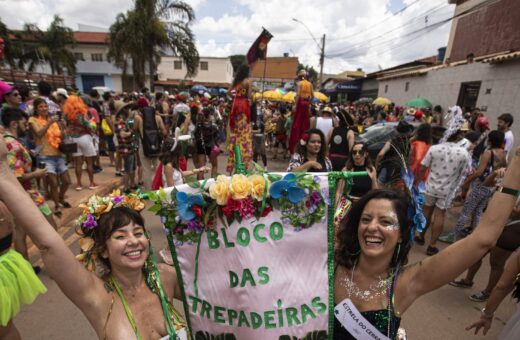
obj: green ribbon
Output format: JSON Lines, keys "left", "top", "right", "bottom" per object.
{"left": 146, "top": 234, "right": 178, "bottom": 340}
{"left": 234, "top": 144, "right": 247, "bottom": 175}
{"left": 193, "top": 233, "right": 203, "bottom": 298}
{"left": 259, "top": 176, "right": 268, "bottom": 215}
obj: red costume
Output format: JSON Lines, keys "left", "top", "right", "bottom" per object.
{"left": 289, "top": 79, "right": 312, "bottom": 153}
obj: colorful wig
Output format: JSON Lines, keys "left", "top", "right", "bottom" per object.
{"left": 62, "top": 95, "right": 88, "bottom": 122}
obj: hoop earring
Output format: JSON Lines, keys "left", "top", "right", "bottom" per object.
{"left": 395, "top": 243, "right": 401, "bottom": 260}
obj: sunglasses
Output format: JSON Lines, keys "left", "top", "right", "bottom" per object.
{"left": 9, "top": 92, "right": 20, "bottom": 97}
{"left": 352, "top": 149, "right": 365, "bottom": 156}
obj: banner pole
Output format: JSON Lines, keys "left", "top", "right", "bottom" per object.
{"left": 234, "top": 144, "right": 247, "bottom": 175}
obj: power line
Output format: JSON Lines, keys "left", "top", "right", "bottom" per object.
{"left": 326, "top": 0, "right": 495, "bottom": 59}
{"left": 325, "top": 2, "right": 450, "bottom": 57}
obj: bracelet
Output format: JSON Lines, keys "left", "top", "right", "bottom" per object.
{"left": 481, "top": 307, "right": 494, "bottom": 319}
{"left": 497, "top": 186, "right": 520, "bottom": 198}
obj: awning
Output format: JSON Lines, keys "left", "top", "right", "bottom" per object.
{"left": 482, "top": 51, "right": 520, "bottom": 64}
{"left": 377, "top": 67, "right": 429, "bottom": 81}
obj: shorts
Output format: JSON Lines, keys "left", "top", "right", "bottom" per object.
{"left": 123, "top": 154, "right": 136, "bottom": 173}
{"left": 72, "top": 134, "right": 97, "bottom": 157}
{"left": 496, "top": 220, "right": 520, "bottom": 252}
{"left": 196, "top": 143, "right": 212, "bottom": 156}
{"left": 424, "top": 193, "right": 449, "bottom": 210}
{"left": 39, "top": 155, "right": 67, "bottom": 175}
{"left": 104, "top": 135, "right": 116, "bottom": 152}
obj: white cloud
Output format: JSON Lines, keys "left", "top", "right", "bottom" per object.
{"left": 0, "top": 0, "right": 455, "bottom": 73}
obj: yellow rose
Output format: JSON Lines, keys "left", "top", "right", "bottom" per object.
{"left": 230, "top": 174, "right": 252, "bottom": 200}
{"left": 249, "top": 174, "right": 269, "bottom": 201}
{"left": 209, "top": 175, "right": 231, "bottom": 205}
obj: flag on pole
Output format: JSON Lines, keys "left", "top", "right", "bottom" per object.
{"left": 246, "top": 28, "right": 273, "bottom": 65}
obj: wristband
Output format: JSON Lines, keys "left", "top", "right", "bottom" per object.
{"left": 497, "top": 186, "right": 520, "bottom": 198}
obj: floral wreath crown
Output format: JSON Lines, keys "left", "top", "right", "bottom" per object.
{"left": 75, "top": 190, "right": 146, "bottom": 271}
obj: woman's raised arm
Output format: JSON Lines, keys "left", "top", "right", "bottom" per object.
{"left": 400, "top": 147, "right": 520, "bottom": 310}
{"left": 0, "top": 136, "right": 106, "bottom": 310}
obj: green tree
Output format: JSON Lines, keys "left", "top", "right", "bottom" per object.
{"left": 19, "top": 15, "right": 76, "bottom": 75}
{"left": 297, "top": 63, "right": 318, "bottom": 85}
{"left": 229, "top": 54, "right": 246, "bottom": 74}
{"left": 108, "top": 0, "right": 199, "bottom": 90}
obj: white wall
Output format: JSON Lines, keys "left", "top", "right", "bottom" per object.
{"left": 378, "top": 60, "right": 520, "bottom": 151}
{"left": 157, "top": 57, "right": 233, "bottom": 84}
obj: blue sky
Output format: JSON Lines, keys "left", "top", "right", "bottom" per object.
{"left": 0, "top": 0, "right": 454, "bottom": 73}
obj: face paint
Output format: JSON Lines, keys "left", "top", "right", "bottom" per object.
{"left": 380, "top": 211, "right": 400, "bottom": 231}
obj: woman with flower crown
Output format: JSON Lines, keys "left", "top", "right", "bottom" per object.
{"left": 0, "top": 136, "right": 187, "bottom": 339}
{"left": 333, "top": 147, "right": 520, "bottom": 339}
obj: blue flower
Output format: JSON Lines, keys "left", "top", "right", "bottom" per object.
{"left": 269, "top": 173, "right": 305, "bottom": 204}
{"left": 176, "top": 191, "right": 204, "bottom": 221}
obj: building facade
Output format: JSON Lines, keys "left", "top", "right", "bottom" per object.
{"left": 72, "top": 32, "right": 149, "bottom": 93}
{"left": 155, "top": 56, "right": 233, "bottom": 90}
{"left": 250, "top": 57, "right": 299, "bottom": 90}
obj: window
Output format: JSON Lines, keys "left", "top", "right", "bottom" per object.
{"left": 91, "top": 53, "right": 103, "bottom": 62}
{"left": 405, "top": 82, "right": 409, "bottom": 92}
{"left": 74, "top": 52, "right": 84, "bottom": 61}
{"left": 200, "top": 61, "right": 208, "bottom": 71}
{"left": 174, "top": 61, "right": 182, "bottom": 70}
{"left": 384, "top": 84, "right": 388, "bottom": 93}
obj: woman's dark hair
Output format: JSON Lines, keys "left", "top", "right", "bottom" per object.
{"left": 19, "top": 85, "right": 31, "bottom": 102}
{"left": 159, "top": 136, "right": 181, "bottom": 169}
{"left": 296, "top": 128, "right": 328, "bottom": 161}
{"left": 80, "top": 207, "right": 145, "bottom": 270}
{"left": 337, "top": 109, "right": 354, "bottom": 128}
{"left": 488, "top": 130, "right": 505, "bottom": 149}
{"left": 345, "top": 142, "right": 373, "bottom": 170}
{"left": 32, "top": 97, "right": 47, "bottom": 116}
{"left": 232, "top": 64, "right": 250, "bottom": 88}
{"left": 415, "top": 123, "right": 432, "bottom": 144}
{"left": 335, "top": 189, "right": 412, "bottom": 270}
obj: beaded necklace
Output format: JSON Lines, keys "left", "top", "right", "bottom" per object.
{"left": 345, "top": 261, "right": 394, "bottom": 338}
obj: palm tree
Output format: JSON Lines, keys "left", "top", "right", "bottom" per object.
{"left": 108, "top": 0, "right": 199, "bottom": 90}
{"left": 20, "top": 15, "right": 76, "bottom": 75}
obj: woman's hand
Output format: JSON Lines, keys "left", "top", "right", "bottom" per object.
{"left": 367, "top": 166, "right": 377, "bottom": 181}
{"left": 305, "top": 161, "right": 322, "bottom": 170}
{"left": 466, "top": 317, "right": 492, "bottom": 335}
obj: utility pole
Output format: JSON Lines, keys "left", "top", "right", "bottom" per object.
{"left": 319, "top": 34, "right": 326, "bottom": 89}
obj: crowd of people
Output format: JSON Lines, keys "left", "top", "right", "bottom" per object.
{"left": 0, "top": 67, "right": 519, "bottom": 340}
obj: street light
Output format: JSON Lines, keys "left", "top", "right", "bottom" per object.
{"left": 292, "top": 18, "right": 326, "bottom": 87}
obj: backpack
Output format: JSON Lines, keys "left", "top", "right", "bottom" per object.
{"left": 141, "top": 106, "right": 162, "bottom": 157}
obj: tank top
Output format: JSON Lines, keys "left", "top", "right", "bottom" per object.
{"left": 316, "top": 117, "right": 333, "bottom": 136}
{"left": 298, "top": 80, "right": 312, "bottom": 98}
{"left": 329, "top": 126, "right": 350, "bottom": 156}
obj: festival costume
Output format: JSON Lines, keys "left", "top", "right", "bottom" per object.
{"left": 334, "top": 266, "right": 401, "bottom": 339}
{"left": 289, "top": 79, "right": 312, "bottom": 153}
{"left": 226, "top": 84, "right": 252, "bottom": 173}
{"left": 410, "top": 140, "right": 430, "bottom": 181}
{"left": 0, "top": 234, "right": 47, "bottom": 326}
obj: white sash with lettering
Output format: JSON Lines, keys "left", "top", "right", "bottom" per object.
{"left": 334, "top": 298, "right": 391, "bottom": 340}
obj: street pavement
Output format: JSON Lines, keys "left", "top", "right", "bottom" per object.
{"left": 14, "top": 152, "right": 515, "bottom": 339}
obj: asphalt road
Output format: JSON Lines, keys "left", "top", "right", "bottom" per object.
{"left": 13, "top": 152, "right": 516, "bottom": 339}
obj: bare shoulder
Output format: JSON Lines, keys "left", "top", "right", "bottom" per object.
{"left": 157, "top": 263, "right": 179, "bottom": 298}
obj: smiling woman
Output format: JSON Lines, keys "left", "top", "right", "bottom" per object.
{"left": 333, "top": 147, "right": 520, "bottom": 339}
{"left": 0, "top": 131, "right": 189, "bottom": 340}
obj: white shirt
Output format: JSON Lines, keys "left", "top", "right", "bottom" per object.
{"left": 162, "top": 166, "right": 183, "bottom": 187}
{"left": 421, "top": 142, "right": 470, "bottom": 199}
{"left": 504, "top": 130, "right": 514, "bottom": 160}
{"left": 316, "top": 117, "right": 333, "bottom": 137}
